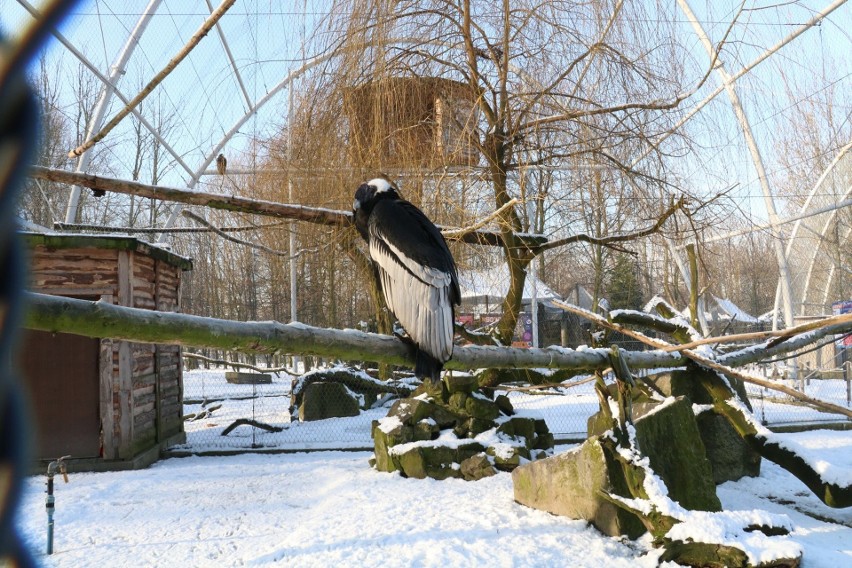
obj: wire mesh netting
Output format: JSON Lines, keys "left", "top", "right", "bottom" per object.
{"left": 173, "top": 362, "right": 852, "bottom": 453}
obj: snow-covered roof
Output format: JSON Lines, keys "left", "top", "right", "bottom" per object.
{"left": 458, "top": 265, "right": 561, "bottom": 304}
{"left": 712, "top": 295, "right": 759, "bottom": 324}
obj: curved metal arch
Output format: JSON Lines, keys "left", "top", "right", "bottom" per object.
{"left": 676, "top": 0, "right": 797, "bottom": 331}
{"left": 820, "top": 223, "right": 852, "bottom": 307}
{"left": 786, "top": 142, "right": 852, "bottom": 315}
{"left": 807, "top": 202, "right": 852, "bottom": 312}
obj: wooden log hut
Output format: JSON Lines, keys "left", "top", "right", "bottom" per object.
{"left": 16, "top": 232, "right": 192, "bottom": 470}
{"left": 343, "top": 76, "right": 480, "bottom": 169}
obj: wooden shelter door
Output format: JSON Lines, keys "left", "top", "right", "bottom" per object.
{"left": 17, "top": 329, "right": 102, "bottom": 460}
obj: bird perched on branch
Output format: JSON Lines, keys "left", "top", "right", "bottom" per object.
{"left": 353, "top": 177, "right": 460, "bottom": 386}
{"left": 216, "top": 153, "right": 227, "bottom": 176}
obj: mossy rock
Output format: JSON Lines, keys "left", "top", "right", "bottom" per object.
{"left": 460, "top": 453, "right": 497, "bottom": 481}
{"left": 466, "top": 417, "right": 496, "bottom": 437}
{"left": 298, "top": 381, "right": 360, "bottom": 421}
{"left": 633, "top": 397, "right": 721, "bottom": 512}
{"left": 372, "top": 420, "right": 414, "bottom": 473}
{"left": 512, "top": 437, "right": 646, "bottom": 539}
{"left": 695, "top": 411, "right": 761, "bottom": 484}
{"left": 447, "top": 391, "right": 468, "bottom": 413}
{"left": 495, "top": 394, "right": 514, "bottom": 415}
{"left": 487, "top": 444, "right": 530, "bottom": 471}
{"left": 394, "top": 442, "right": 486, "bottom": 480}
{"left": 388, "top": 397, "right": 463, "bottom": 429}
{"left": 465, "top": 395, "right": 500, "bottom": 421}
{"left": 373, "top": 386, "right": 554, "bottom": 480}
{"left": 497, "top": 417, "right": 537, "bottom": 446}
{"left": 414, "top": 419, "right": 439, "bottom": 442}
{"left": 533, "top": 432, "right": 555, "bottom": 451}
{"left": 647, "top": 368, "right": 752, "bottom": 412}
{"left": 444, "top": 374, "right": 479, "bottom": 394}
{"left": 412, "top": 379, "right": 448, "bottom": 402}
{"left": 515, "top": 397, "right": 722, "bottom": 536}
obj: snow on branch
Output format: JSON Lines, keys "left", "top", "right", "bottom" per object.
{"left": 23, "top": 292, "right": 683, "bottom": 374}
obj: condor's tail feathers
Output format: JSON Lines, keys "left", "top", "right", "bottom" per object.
{"left": 415, "top": 349, "right": 443, "bottom": 385}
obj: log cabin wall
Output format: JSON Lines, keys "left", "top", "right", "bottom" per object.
{"left": 21, "top": 233, "right": 191, "bottom": 469}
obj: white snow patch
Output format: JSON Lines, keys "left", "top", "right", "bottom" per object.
{"left": 665, "top": 510, "right": 800, "bottom": 565}
{"left": 12, "top": 430, "right": 852, "bottom": 567}
{"left": 377, "top": 415, "right": 403, "bottom": 434}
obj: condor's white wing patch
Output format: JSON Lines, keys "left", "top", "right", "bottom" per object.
{"left": 369, "top": 235, "right": 454, "bottom": 363}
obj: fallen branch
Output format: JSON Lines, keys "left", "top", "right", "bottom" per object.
{"left": 182, "top": 351, "right": 292, "bottom": 375}
{"left": 553, "top": 301, "right": 852, "bottom": 420}
{"left": 220, "top": 418, "right": 284, "bottom": 436}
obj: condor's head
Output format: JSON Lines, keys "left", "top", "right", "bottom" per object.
{"left": 353, "top": 176, "right": 399, "bottom": 241}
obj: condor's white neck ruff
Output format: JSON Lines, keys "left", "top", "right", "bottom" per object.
{"left": 368, "top": 178, "right": 395, "bottom": 194}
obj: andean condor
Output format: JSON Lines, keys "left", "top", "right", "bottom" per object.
{"left": 353, "top": 177, "right": 460, "bottom": 385}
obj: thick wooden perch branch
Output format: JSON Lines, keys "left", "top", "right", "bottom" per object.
{"left": 31, "top": 166, "right": 351, "bottom": 226}
{"left": 22, "top": 292, "right": 683, "bottom": 373}
{"left": 29, "top": 166, "right": 547, "bottom": 249}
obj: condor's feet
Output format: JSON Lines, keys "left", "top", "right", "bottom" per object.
{"left": 412, "top": 374, "right": 447, "bottom": 402}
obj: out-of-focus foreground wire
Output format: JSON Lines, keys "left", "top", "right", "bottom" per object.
{"left": 0, "top": 1, "right": 79, "bottom": 565}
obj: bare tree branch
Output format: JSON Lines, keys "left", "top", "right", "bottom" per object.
{"left": 181, "top": 210, "right": 293, "bottom": 258}
{"left": 537, "top": 197, "right": 685, "bottom": 254}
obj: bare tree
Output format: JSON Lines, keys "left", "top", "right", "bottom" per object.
{"left": 291, "top": 0, "right": 733, "bottom": 345}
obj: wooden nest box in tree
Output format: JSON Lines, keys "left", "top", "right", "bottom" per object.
{"left": 344, "top": 77, "right": 480, "bottom": 169}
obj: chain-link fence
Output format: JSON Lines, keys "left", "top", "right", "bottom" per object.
{"left": 745, "top": 362, "right": 852, "bottom": 427}
{"left": 170, "top": 359, "right": 852, "bottom": 454}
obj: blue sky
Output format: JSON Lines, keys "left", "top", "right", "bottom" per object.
{"left": 2, "top": 0, "right": 850, "bottom": 225}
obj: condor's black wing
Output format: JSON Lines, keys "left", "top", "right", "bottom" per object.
{"left": 367, "top": 198, "right": 459, "bottom": 362}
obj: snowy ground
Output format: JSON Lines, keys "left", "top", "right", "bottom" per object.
{"left": 13, "top": 430, "right": 852, "bottom": 567}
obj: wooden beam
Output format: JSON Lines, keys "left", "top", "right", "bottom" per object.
{"left": 23, "top": 292, "right": 684, "bottom": 373}
{"left": 28, "top": 166, "right": 548, "bottom": 249}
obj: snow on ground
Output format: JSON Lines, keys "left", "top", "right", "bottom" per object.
{"left": 15, "top": 449, "right": 665, "bottom": 568}
{"left": 13, "top": 430, "right": 852, "bottom": 568}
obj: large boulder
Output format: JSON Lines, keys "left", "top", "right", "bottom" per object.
{"left": 298, "top": 381, "right": 360, "bottom": 421}
{"left": 645, "top": 369, "right": 761, "bottom": 484}
{"left": 512, "top": 437, "right": 646, "bottom": 539}
{"left": 514, "top": 396, "right": 721, "bottom": 538}
{"left": 632, "top": 397, "right": 721, "bottom": 512}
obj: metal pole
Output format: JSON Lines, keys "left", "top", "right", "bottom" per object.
{"left": 45, "top": 473, "right": 54, "bottom": 554}
{"left": 45, "top": 456, "right": 69, "bottom": 555}
{"left": 677, "top": 0, "right": 799, "bottom": 377}
{"left": 63, "top": 0, "right": 163, "bottom": 223}
{"left": 530, "top": 256, "right": 539, "bottom": 348}
{"left": 287, "top": 75, "right": 300, "bottom": 372}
